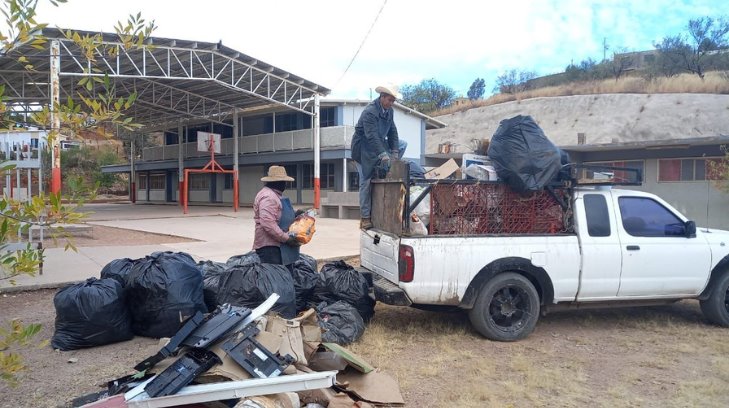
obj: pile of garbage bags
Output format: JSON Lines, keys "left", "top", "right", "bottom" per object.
{"left": 52, "top": 251, "right": 374, "bottom": 350}
{"left": 487, "top": 114, "right": 570, "bottom": 193}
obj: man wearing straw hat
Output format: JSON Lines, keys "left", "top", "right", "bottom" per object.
{"left": 253, "top": 165, "right": 301, "bottom": 270}
{"left": 351, "top": 84, "right": 407, "bottom": 230}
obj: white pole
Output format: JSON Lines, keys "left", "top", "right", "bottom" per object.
{"left": 313, "top": 94, "right": 321, "bottom": 210}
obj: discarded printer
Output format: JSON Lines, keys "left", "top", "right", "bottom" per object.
{"left": 125, "top": 295, "right": 298, "bottom": 399}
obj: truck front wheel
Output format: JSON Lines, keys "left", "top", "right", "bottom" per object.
{"left": 468, "top": 272, "right": 540, "bottom": 341}
{"left": 700, "top": 268, "right": 729, "bottom": 327}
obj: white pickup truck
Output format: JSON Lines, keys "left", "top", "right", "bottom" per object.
{"left": 360, "top": 177, "right": 729, "bottom": 342}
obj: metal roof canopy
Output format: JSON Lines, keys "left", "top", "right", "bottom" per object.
{"left": 0, "top": 28, "right": 330, "bottom": 131}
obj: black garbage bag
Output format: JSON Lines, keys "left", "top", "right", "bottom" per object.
{"left": 125, "top": 251, "right": 206, "bottom": 338}
{"left": 198, "top": 260, "right": 228, "bottom": 312}
{"left": 487, "top": 115, "right": 561, "bottom": 193}
{"left": 316, "top": 301, "right": 365, "bottom": 345}
{"left": 51, "top": 278, "right": 133, "bottom": 350}
{"left": 314, "top": 260, "right": 375, "bottom": 323}
{"left": 225, "top": 251, "right": 260, "bottom": 268}
{"left": 292, "top": 254, "right": 319, "bottom": 312}
{"left": 216, "top": 263, "right": 296, "bottom": 319}
{"left": 99, "top": 258, "right": 135, "bottom": 287}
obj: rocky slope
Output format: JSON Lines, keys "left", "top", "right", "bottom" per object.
{"left": 426, "top": 93, "right": 729, "bottom": 153}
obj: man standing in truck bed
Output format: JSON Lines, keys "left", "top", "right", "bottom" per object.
{"left": 351, "top": 84, "right": 405, "bottom": 230}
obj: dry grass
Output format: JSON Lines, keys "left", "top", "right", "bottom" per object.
{"left": 346, "top": 301, "right": 729, "bottom": 408}
{"left": 434, "top": 71, "right": 729, "bottom": 117}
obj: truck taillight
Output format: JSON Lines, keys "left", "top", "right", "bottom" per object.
{"left": 399, "top": 244, "right": 415, "bottom": 282}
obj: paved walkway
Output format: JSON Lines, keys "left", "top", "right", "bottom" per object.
{"left": 0, "top": 202, "right": 361, "bottom": 292}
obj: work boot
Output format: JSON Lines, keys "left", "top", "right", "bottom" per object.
{"left": 360, "top": 217, "right": 373, "bottom": 230}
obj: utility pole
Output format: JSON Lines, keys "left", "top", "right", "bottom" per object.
{"left": 603, "top": 37, "right": 609, "bottom": 62}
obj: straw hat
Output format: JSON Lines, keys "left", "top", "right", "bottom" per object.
{"left": 261, "top": 165, "right": 294, "bottom": 182}
{"left": 375, "top": 84, "right": 402, "bottom": 100}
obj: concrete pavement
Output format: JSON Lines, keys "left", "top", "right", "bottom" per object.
{"left": 0, "top": 203, "right": 361, "bottom": 292}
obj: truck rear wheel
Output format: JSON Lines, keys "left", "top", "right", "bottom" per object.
{"left": 468, "top": 272, "right": 540, "bottom": 341}
{"left": 700, "top": 268, "right": 729, "bottom": 327}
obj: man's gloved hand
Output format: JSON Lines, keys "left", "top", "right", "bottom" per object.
{"left": 295, "top": 209, "right": 305, "bottom": 217}
{"left": 378, "top": 152, "right": 391, "bottom": 175}
{"left": 285, "top": 233, "right": 301, "bottom": 246}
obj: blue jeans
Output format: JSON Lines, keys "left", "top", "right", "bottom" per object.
{"left": 358, "top": 140, "right": 407, "bottom": 219}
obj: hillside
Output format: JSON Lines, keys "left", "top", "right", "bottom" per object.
{"left": 426, "top": 93, "right": 729, "bottom": 153}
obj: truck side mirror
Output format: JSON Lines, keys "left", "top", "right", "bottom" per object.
{"left": 685, "top": 220, "right": 696, "bottom": 238}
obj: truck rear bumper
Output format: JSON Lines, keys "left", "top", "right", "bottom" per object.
{"left": 357, "top": 267, "right": 412, "bottom": 306}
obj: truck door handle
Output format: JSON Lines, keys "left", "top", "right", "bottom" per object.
{"left": 626, "top": 245, "right": 640, "bottom": 251}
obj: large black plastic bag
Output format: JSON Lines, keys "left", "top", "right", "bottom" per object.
{"left": 316, "top": 301, "right": 365, "bottom": 345}
{"left": 100, "top": 258, "right": 135, "bottom": 287}
{"left": 314, "top": 260, "right": 375, "bottom": 323}
{"left": 198, "top": 260, "right": 228, "bottom": 312}
{"left": 51, "top": 278, "right": 133, "bottom": 350}
{"left": 125, "top": 251, "right": 206, "bottom": 338}
{"left": 487, "top": 115, "right": 561, "bottom": 193}
{"left": 292, "top": 254, "right": 319, "bottom": 312}
{"left": 216, "top": 263, "right": 296, "bottom": 319}
{"left": 226, "top": 251, "right": 260, "bottom": 268}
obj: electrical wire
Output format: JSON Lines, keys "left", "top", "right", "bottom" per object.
{"left": 332, "top": 0, "right": 388, "bottom": 91}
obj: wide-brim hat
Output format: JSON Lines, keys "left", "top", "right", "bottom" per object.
{"left": 375, "top": 84, "right": 402, "bottom": 100}
{"left": 261, "top": 165, "right": 294, "bottom": 182}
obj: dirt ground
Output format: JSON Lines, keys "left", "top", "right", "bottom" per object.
{"left": 1, "top": 229, "right": 729, "bottom": 408}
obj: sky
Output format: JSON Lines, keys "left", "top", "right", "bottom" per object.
{"left": 32, "top": 0, "right": 725, "bottom": 100}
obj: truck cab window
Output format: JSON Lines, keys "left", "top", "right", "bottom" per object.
{"left": 618, "top": 197, "right": 685, "bottom": 237}
{"left": 584, "top": 194, "right": 611, "bottom": 237}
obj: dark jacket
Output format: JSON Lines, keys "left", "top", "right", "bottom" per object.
{"left": 350, "top": 97, "right": 399, "bottom": 179}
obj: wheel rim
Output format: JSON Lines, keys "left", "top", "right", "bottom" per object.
{"left": 487, "top": 285, "right": 533, "bottom": 333}
{"left": 724, "top": 285, "right": 729, "bottom": 315}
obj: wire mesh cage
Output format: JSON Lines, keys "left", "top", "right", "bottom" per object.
{"left": 428, "top": 183, "right": 572, "bottom": 235}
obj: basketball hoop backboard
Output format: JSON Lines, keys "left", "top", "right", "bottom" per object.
{"left": 197, "top": 131, "right": 221, "bottom": 153}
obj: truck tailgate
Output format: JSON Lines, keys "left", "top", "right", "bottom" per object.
{"left": 360, "top": 230, "right": 400, "bottom": 283}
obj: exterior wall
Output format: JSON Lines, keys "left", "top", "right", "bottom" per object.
{"left": 622, "top": 159, "right": 729, "bottom": 230}
{"left": 239, "top": 166, "right": 266, "bottom": 205}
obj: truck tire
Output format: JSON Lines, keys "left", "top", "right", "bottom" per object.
{"left": 468, "top": 272, "right": 540, "bottom": 341}
{"left": 700, "top": 268, "right": 729, "bottom": 327}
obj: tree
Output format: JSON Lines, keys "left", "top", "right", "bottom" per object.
{"left": 467, "top": 78, "right": 485, "bottom": 100}
{"left": 493, "top": 69, "right": 536, "bottom": 94}
{"left": 400, "top": 78, "right": 457, "bottom": 114}
{"left": 708, "top": 145, "right": 729, "bottom": 193}
{"left": 0, "top": 0, "right": 154, "bottom": 385}
{"left": 654, "top": 16, "right": 729, "bottom": 79}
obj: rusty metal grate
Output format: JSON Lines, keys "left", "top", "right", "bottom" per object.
{"left": 428, "top": 183, "right": 572, "bottom": 235}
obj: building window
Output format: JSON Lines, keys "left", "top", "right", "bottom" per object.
{"left": 224, "top": 174, "right": 233, "bottom": 190}
{"left": 149, "top": 174, "right": 165, "bottom": 190}
{"left": 138, "top": 174, "right": 147, "bottom": 189}
{"left": 189, "top": 173, "right": 210, "bottom": 190}
{"left": 320, "top": 107, "right": 337, "bottom": 127}
{"left": 658, "top": 158, "right": 723, "bottom": 182}
{"left": 165, "top": 131, "right": 180, "bottom": 145}
{"left": 302, "top": 163, "right": 335, "bottom": 189}
{"left": 242, "top": 115, "right": 273, "bottom": 136}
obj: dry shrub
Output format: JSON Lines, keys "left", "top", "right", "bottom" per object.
{"left": 433, "top": 70, "right": 729, "bottom": 117}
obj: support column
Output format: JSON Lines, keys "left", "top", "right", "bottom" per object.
{"left": 178, "top": 122, "right": 184, "bottom": 204}
{"left": 313, "top": 94, "right": 321, "bottom": 210}
{"left": 49, "top": 40, "right": 61, "bottom": 194}
{"left": 233, "top": 111, "right": 239, "bottom": 211}
{"left": 342, "top": 158, "right": 348, "bottom": 193}
{"left": 130, "top": 136, "right": 136, "bottom": 203}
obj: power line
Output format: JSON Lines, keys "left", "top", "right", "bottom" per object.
{"left": 333, "top": 0, "right": 388, "bottom": 91}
